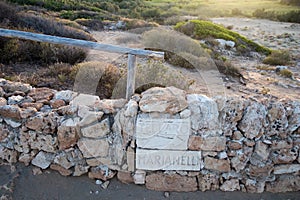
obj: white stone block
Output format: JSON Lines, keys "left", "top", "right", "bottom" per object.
{"left": 136, "top": 118, "right": 190, "bottom": 150}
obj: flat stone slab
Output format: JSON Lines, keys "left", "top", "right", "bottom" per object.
{"left": 136, "top": 149, "right": 202, "bottom": 171}
{"left": 136, "top": 118, "right": 190, "bottom": 150}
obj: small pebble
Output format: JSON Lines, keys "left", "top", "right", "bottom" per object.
{"left": 95, "top": 180, "right": 102, "bottom": 185}
{"left": 164, "top": 192, "right": 170, "bottom": 198}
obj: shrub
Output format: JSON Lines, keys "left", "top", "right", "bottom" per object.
{"left": 0, "top": 37, "right": 87, "bottom": 65}
{"left": 75, "top": 18, "right": 104, "bottom": 30}
{"left": 174, "top": 20, "right": 271, "bottom": 55}
{"left": 72, "top": 61, "right": 121, "bottom": 99}
{"left": 278, "top": 69, "right": 293, "bottom": 78}
{"left": 263, "top": 50, "right": 291, "bottom": 65}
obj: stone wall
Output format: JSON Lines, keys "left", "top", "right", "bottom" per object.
{"left": 0, "top": 79, "right": 299, "bottom": 193}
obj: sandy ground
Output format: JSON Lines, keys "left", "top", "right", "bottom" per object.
{"left": 1, "top": 164, "right": 300, "bottom": 200}
{"left": 211, "top": 17, "right": 300, "bottom": 55}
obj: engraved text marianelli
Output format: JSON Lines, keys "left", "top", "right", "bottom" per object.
{"left": 136, "top": 149, "right": 202, "bottom": 171}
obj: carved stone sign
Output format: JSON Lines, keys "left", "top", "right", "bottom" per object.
{"left": 136, "top": 118, "right": 190, "bottom": 150}
{"left": 136, "top": 149, "right": 202, "bottom": 171}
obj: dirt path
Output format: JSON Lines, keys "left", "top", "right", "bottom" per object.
{"left": 1, "top": 164, "right": 300, "bottom": 200}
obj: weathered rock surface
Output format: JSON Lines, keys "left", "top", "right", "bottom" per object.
{"left": 198, "top": 173, "right": 219, "bottom": 191}
{"left": 204, "top": 157, "right": 230, "bottom": 172}
{"left": 273, "top": 164, "right": 300, "bottom": 175}
{"left": 77, "top": 138, "right": 109, "bottom": 158}
{"left": 145, "top": 173, "right": 198, "bottom": 192}
{"left": 81, "top": 118, "right": 110, "bottom": 138}
{"left": 187, "top": 94, "right": 220, "bottom": 136}
{"left": 31, "top": 151, "right": 54, "bottom": 169}
{"left": 238, "top": 102, "right": 267, "bottom": 139}
{"left": 139, "top": 87, "right": 188, "bottom": 114}
{"left": 0, "top": 105, "right": 21, "bottom": 120}
{"left": 266, "top": 175, "right": 300, "bottom": 193}
{"left": 188, "top": 136, "right": 226, "bottom": 151}
{"left": 28, "top": 87, "right": 55, "bottom": 102}
{"left": 57, "top": 120, "right": 79, "bottom": 150}
{"left": 117, "top": 171, "right": 134, "bottom": 184}
{"left": 220, "top": 179, "right": 240, "bottom": 191}
{"left": 50, "top": 164, "right": 73, "bottom": 176}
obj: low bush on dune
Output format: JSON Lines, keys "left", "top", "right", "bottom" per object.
{"left": 174, "top": 20, "right": 272, "bottom": 55}
{"left": 263, "top": 50, "right": 291, "bottom": 66}
{"left": 0, "top": 1, "right": 91, "bottom": 65}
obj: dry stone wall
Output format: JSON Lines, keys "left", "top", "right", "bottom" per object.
{"left": 0, "top": 78, "right": 299, "bottom": 193}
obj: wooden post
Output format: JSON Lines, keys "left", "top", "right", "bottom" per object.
{"left": 126, "top": 54, "right": 137, "bottom": 100}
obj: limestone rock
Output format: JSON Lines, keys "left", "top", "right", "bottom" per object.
{"left": 220, "top": 179, "right": 240, "bottom": 191}
{"left": 57, "top": 121, "right": 79, "bottom": 150}
{"left": 286, "top": 101, "right": 300, "bottom": 134}
{"left": 198, "top": 173, "right": 219, "bottom": 191}
{"left": 145, "top": 173, "right": 198, "bottom": 192}
{"left": 187, "top": 94, "right": 221, "bottom": 136}
{"left": 0, "top": 145, "right": 18, "bottom": 163}
{"left": 50, "top": 164, "right": 72, "bottom": 176}
{"left": 88, "top": 166, "right": 116, "bottom": 181}
{"left": 77, "top": 138, "right": 109, "bottom": 158}
{"left": 231, "top": 147, "right": 252, "bottom": 172}
{"left": 81, "top": 118, "right": 110, "bottom": 138}
{"left": 94, "top": 99, "right": 127, "bottom": 114}
{"left": 20, "top": 107, "right": 37, "bottom": 119}
{"left": 26, "top": 114, "right": 44, "bottom": 131}
{"left": 133, "top": 170, "right": 146, "bottom": 185}
{"left": 53, "top": 90, "right": 77, "bottom": 103}
{"left": 112, "top": 100, "right": 138, "bottom": 149}
{"left": 271, "top": 147, "right": 298, "bottom": 164}
{"left": 255, "top": 141, "right": 270, "bottom": 161}
{"left": 216, "top": 97, "right": 245, "bottom": 136}
{"left": 245, "top": 179, "right": 265, "bottom": 193}
{"left": 204, "top": 157, "right": 230, "bottom": 172}
{"left": 0, "top": 105, "right": 21, "bottom": 120}
{"left": 0, "top": 79, "right": 31, "bottom": 93}
{"left": 117, "top": 171, "right": 134, "bottom": 184}
{"left": 238, "top": 102, "right": 267, "bottom": 139}
{"left": 249, "top": 163, "right": 273, "bottom": 180}
{"left": 78, "top": 106, "right": 103, "bottom": 127}
{"left": 31, "top": 151, "right": 54, "bottom": 169}
{"left": 0, "top": 125, "right": 9, "bottom": 142}
{"left": 54, "top": 152, "right": 73, "bottom": 169}
{"left": 139, "top": 87, "right": 188, "bottom": 114}
{"left": 0, "top": 97, "right": 7, "bottom": 106}
{"left": 267, "top": 102, "right": 288, "bottom": 137}
{"left": 266, "top": 175, "right": 300, "bottom": 193}
{"left": 227, "top": 141, "right": 243, "bottom": 150}
{"left": 188, "top": 136, "right": 226, "bottom": 151}
{"left": 274, "top": 164, "right": 300, "bottom": 174}
{"left": 50, "top": 99, "right": 65, "bottom": 109}
{"left": 4, "top": 118, "right": 21, "bottom": 128}
{"left": 73, "top": 165, "right": 89, "bottom": 176}
{"left": 271, "top": 139, "right": 293, "bottom": 150}
{"left": 70, "top": 93, "right": 100, "bottom": 108}
{"left": 30, "top": 134, "right": 58, "bottom": 153}
{"left": 28, "top": 87, "right": 55, "bottom": 102}
{"left": 21, "top": 102, "right": 43, "bottom": 111}
{"left": 8, "top": 95, "right": 24, "bottom": 105}
{"left": 19, "top": 152, "right": 35, "bottom": 166}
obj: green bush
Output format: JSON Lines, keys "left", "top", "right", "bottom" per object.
{"left": 278, "top": 69, "right": 293, "bottom": 78}
{"left": 253, "top": 8, "right": 300, "bottom": 23}
{"left": 174, "top": 20, "right": 271, "bottom": 55}
{"left": 263, "top": 50, "right": 291, "bottom": 65}
{"left": 0, "top": 37, "right": 87, "bottom": 65}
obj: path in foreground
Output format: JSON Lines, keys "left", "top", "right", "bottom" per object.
{"left": 1, "top": 164, "right": 299, "bottom": 200}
